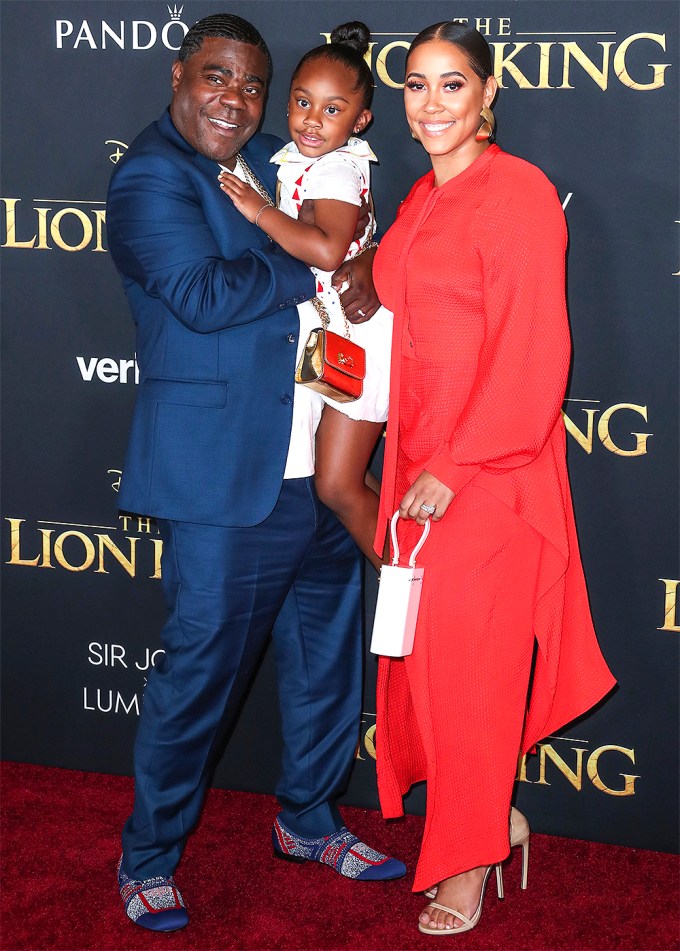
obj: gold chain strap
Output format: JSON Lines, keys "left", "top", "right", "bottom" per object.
{"left": 237, "top": 153, "right": 355, "bottom": 339}
{"left": 235, "top": 153, "right": 275, "bottom": 207}
{"left": 311, "top": 296, "right": 352, "bottom": 339}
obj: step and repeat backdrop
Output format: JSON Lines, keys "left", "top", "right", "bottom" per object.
{"left": 2, "top": 1, "right": 678, "bottom": 852}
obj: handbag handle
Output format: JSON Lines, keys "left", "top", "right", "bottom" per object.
{"left": 390, "top": 511, "right": 430, "bottom": 568}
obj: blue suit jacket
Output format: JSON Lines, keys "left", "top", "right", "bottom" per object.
{"left": 107, "top": 110, "right": 315, "bottom": 526}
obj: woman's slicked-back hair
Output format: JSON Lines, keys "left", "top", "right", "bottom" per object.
{"left": 407, "top": 21, "right": 493, "bottom": 82}
{"left": 292, "top": 21, "right": 374, "bottom": 110}
{"left": 177, "top": 13, "right": 272, "bottom": 81}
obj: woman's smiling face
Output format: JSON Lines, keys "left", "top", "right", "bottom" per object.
{"left": 404, "top": 39, "right": 497, "bottom": 179}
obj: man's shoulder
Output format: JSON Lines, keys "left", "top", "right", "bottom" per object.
{"left": 242, "top": 132, "right": 285, "bottom": 165}
{"left": 115, "top": 112, "right": 181, "bottom": 166}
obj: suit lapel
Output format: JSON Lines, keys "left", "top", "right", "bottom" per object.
{"left": 192, "top": 150, "right": 224, "bottom": 184}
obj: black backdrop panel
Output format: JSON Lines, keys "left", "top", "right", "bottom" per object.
{"left": 2, "top": 1, "right": 678, "bottom": 853}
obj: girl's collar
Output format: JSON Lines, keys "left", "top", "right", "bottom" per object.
{"left": 271, "top": 136, "right": 377, "bottom": 166}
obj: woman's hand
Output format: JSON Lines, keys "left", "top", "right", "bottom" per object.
{"left": 399, "top": 471, "right": 455, "bottom": 525}
{"left": 218, "top": 171, "right": 271, "bottom": 224}
{"left": 331, "top": 245, "right": 380, "bottom": 323}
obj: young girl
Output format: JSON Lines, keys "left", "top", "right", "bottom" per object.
{"left": 219, "top": 21, "right": 391, "bottom": 571}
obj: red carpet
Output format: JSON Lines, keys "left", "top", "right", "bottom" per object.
{"left": 1, "top": 762, "right": 678, "bottom": 951}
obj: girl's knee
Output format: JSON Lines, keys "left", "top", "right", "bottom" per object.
{"left": 315, "top": 469, "right": 355, "bottom": 514}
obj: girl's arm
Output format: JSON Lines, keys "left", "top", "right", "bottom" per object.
{"left": 219, "top": 171, "right": 358, "bottom": 272}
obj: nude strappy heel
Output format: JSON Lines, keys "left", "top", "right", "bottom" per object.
{"left": 423, "top": 806, "right": 530, "bottom": 901}
{"left": 509, "top": 805, "right": 530, "bottom": 891}
{"left": 418, "top": 864, "right": 504, "bottom": 936}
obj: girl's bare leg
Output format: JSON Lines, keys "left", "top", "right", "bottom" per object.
{"left": 314, "top": 407, "right": 384, "bottom": 572}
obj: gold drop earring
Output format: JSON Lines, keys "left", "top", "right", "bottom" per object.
{"left": 476, "top": 105, "right": 496, "bottom": 142}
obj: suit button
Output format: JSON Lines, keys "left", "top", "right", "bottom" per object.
{"left": 287, "top": 334, "right": 295, "bottom": 343}
{"left": 281, "top": 394, "right": 292, "bottom": 404}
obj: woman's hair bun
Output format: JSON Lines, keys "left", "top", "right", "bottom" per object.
{"left": 330, "top": 21, "right": 370, "bottom": 56}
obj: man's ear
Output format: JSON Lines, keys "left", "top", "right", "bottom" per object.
{"left": 171, "top": 60, "right": 183, "bottom": 92}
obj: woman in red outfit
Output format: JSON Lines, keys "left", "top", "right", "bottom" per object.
{"left": 372, "top": 22, "right": 616, "bottom": 936}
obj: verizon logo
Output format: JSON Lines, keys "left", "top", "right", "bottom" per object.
{"left": 77, "top": 356, "right": 139, "bottom": 384}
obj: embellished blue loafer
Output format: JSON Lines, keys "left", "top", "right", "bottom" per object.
{"left": 272, "top": 815, "right": 406, "bottom": 881}
{"left": 117, "top": 855, "right": 189, "bottom": 932}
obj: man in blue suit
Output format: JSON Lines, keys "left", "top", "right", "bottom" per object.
{"left": 107, "top": 13, "right": 404, "bottom": 933}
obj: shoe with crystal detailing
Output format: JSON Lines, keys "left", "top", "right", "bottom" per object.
{"left": 272, "top": 815, "right": 406, "bottom": 881}
{"left": 117, "top": 855, "right": 189, "bottom": 932}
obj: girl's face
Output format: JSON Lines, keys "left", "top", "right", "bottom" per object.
{"left": 404, "top": 40, "right": 497, "bottom": 179}
{"left": 288, "top": 56, "right": 372, "bottom": 158}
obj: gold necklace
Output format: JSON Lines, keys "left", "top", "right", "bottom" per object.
{"left": 235, "top": 153, "right": 274, "bottom": 207}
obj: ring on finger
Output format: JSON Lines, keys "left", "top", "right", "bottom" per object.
{"left": 420, "top": 503, "right": 436, "bottom": 515}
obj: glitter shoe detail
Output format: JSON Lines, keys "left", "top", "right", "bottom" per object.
{"left": 272, "top": 815, "right": 406, "bottom": 881}
{"left": 117, "top": 855, "right": 189, "bottom": 932}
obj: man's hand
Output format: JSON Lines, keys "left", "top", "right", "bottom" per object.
{"left": 399, "top": 471, "right": 455, "bottom": 525}
{"left": 354, "top": 196, "right": 371, "bottom": 243}
{"left": 332, "top": 246, "right": 379, "bottom": 323}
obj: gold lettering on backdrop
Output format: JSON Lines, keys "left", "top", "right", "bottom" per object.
{"left": 517, "top": 737, "right": 639, "bottom": 796}
{"left": 39, "top": 529, "right": 56, "bottom": 568}
{"left": 562, "top": 407, "right": 598, "bottom": 454}
{"left": 536, "top": 43, "right": 555, "bottom": 88}
{"left": 54, "top": 530, "right": 96, "bottom": 572}
{"left": 92, "top": 209, "right": 107, "bottom": 251}
{"left": 449, "top": 18, "right": 513, "bottom": 36}
{"left": 35, "top": 208, "right": 51, "bottom": 249}
{"left": 560, "top": 43, "right": 615, "bottom": 90}
{"left": 375, "top": 41, "right": 410, "bottom": 89}
{"left": 118, "top": 515, "right": 157, "bottom": 533}
{"left": 515, "top": 753, "right": 530, "bottom": 783}
{"left": 6, "top": 518, "right": 41, "bottom": 565}
{"left": 363, "top": 724, "right": 377, "bottom": 760}
{"left": 492, "top": 43, "right": 535, "bottom": 88}
{"left": 613, "top": 33, "right": 670, "bottom": 90}
{"left": 323, "top": 32, "right": 670, "bottom": 91}
{"left": 1, "top": 199, "right": 37, "bottom": 248}
{"left": 597, "top": 403, "right": 651, "bottom": 456}
{"left": 94, "top": 535, "right": 138, "bottom": 576}
{"left": 562, "top": 402, "right": 651, "bottom": 455}
{"left": 587, "top": 746, "right": 639, "bottom": 796}
{"left": 150, "top": 538, "right": 163, "bottom": 580}
{"left": 4, "top": 517, "right": 161, "bottom": 579}
{"left": 534, "top": 744, "right": 588, "bottom": 790}
{"left": 355, "top": 715, "right": 377, "bottom": 761}
{"left": 0, "top": 199, "right": 107, "bottom": 252}
{"left": 658, "top": 579, "right": 680, "bottom": 632}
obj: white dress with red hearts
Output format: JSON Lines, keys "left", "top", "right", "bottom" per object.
{"left": 272, "top": 138, "right": 392, "bottom": 423}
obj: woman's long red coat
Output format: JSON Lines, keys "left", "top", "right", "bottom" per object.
{"left": 373, "top": 146, "right": 616, "bottom": 890}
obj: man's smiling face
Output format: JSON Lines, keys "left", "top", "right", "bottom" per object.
{"left": 170, "top": 36, "right": 268, "bottom": 168}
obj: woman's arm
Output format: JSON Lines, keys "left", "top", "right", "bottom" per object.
{"left": 219, "top": 171, "right": 358, "bottom": 272}
{"left": 424, "top": 182, "right": 570, "bottom": 498}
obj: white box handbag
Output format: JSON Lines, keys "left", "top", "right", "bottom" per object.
{"left": 370, "top": 511, "right": 430, "bottom": 657}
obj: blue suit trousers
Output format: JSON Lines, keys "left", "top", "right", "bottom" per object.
{"left": 122, "top": 478, "right": 362, "bottom": 879}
